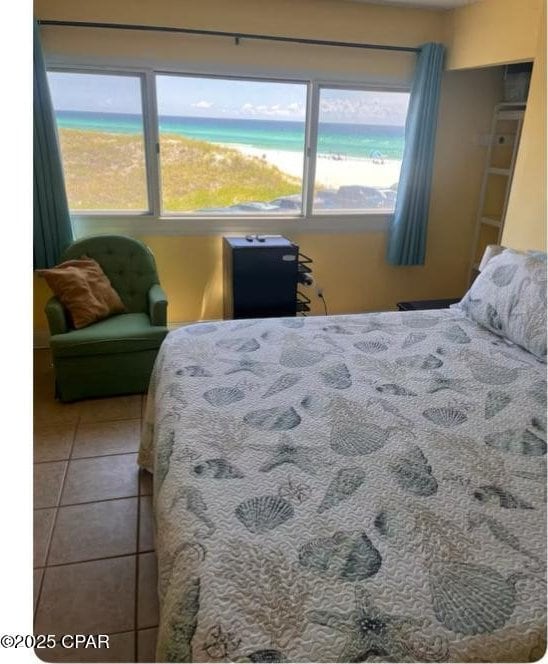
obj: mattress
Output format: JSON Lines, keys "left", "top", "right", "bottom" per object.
{"left": 138, "top": 309, "right": 547, "bottom": 662}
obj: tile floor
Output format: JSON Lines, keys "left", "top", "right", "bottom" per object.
{"left": 34, "top": 350, "right": 157, "bottom": 663}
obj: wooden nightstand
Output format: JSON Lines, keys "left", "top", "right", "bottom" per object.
{"left": 397, "top": 298, "right": 461, "bottom": 311}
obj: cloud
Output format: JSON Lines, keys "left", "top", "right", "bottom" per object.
{"left": 319, "top": 92, "right": 409, "bottom": 125}
{"left": 238, "top": 101, "right": 305, "bottom": 119}
{"left": 192, "top": 100, "right": 214, "bottom": 109}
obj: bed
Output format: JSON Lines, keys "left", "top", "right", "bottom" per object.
{"left": 139, "top": 298, "right": 546, "bottom": 662}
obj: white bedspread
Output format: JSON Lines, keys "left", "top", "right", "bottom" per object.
{"left": 139, "top": 310, "right": 546, "bottom": 663}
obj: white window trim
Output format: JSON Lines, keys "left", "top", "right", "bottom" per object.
{"left": 48, "top": 63, "right": 409, "bottom": 235}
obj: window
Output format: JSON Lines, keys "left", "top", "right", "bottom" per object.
{"left": 47, "top": 72, "right": 149, "bottom": 212}
{"left": 156, "top": 75, "right": 307, "bottom": 214}
{"left": 48, "top": 69, "right": 410, "bottom": 221}
{"left": 313, "top": 88, "right": 409, "bottom": 213}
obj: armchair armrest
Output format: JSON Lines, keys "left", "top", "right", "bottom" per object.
{"left": 45, "top": 296, "right": 69, "bottom": 336}
{"left": 148, "top": 284, "right": 168, "bottom": 326}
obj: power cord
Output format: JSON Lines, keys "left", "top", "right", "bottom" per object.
{"left": 319, "top": 292, "right": 328, "bottom": 316}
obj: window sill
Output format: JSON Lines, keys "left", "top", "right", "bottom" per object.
{"left": 71, "top": 213, "right": 391, "bottom": 237}
{"left": 72, "top": 213, "right": 392, "bottom": 237}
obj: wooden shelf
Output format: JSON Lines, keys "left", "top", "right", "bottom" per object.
{"left": 488, "top": 167, "right": 511, "bottom": 176}
{"left": 498, "top": 110, "right": 526, "bottom": 121}
{"left": 496, "top": 102, "right": 527, "bottom": 111}
{"left": 468, "top": 101, "right": 526, "bottom": 285}
{"left": 480, "top": 216, "right": 502, "bottom": 228}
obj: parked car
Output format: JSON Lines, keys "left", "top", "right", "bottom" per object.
{"left": 229, "top": 202, "right": 281, "bottom": 212}
{"left": 314, "top": 189, "right": 339, "bottom": 210}
{"left": 269, "top": 194, "right": 302, "bottom": 210}
{"left": 379, "top": 189, "right": 397, "bottom": 207}
{"left": 335, "top": 185, "right": 385, "bottom": 209}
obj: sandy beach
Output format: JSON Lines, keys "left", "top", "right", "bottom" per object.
{"left": 226, "top": 143, "right": 403, "bottom": 189}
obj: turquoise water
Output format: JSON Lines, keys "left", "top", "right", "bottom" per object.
{"left": 55, "top": 110, "right": 405, "bottom": 159}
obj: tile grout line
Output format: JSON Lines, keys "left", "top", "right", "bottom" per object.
{"left": 135, "top": 402, "right": 144, "bottom": 661}
{"left": 134, "top": 478, "right": 142, "bottom": 661}
{"left": 34, "top": 452, "right": 138, "bottom": 466}
{"left": 44, "top": 547, "right": 154, "bottom": 569}
{"left": 77, "top": 412, "right": 143, "bottom": 426}
{"left": 34, "top": 411, "right": 80, "bottom": 626}
{"left": 77, "top": 415, "right": 142, "bottom": 425}
{"left": 70, "top": 448, "right": 140, "bottom": 462}
{"left": 34, "top": 493, "right": 141, "bottom": 510}
{"left": 105, "top": 625, "right": 160, "bottom": 639}
{"left": 35, "top": 414, "right": 141, "bottom": 428}
{"left": 59, "top": 493, "right": 141, "bottom": 509}
{"left": 33, "top": 354, "right": 60, "bottom": 626}
{"left": 34, "top": 449, "right": 140, "bottom": 465}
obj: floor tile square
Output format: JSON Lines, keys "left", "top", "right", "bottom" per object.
{"left": 34, "top": 396, "right": 81, "bottom": 427}
{"left": 37, "top": 631, "right": 135, "bottom": 662}
{"left": 137, "top": 552, "right": 159, "bottom": 629}
{"left": 34, "top": 508, "right": 56, "bottom": 567}
{"left": 79, "top": 396, "right": 142, "bottom": 424}
{"left": 72, "top": 420, "right": 140, "bottom": 458}
{"left": 49, "top": 498, "right": 138, "bottom": 565}
{"left": 139, "top": 496, "right": 154, "bottom": 552}
{"left": 34, "top": 462, "right": 67, "bottom": 509}
{"left": 61, "top": 454, "right": 139, "bottom": 505}
{"left": 34, "top": 424, "right": 75, "bottom": 463}
{"left": 35, "top": 557, "right": 136, "bottom": 635}
{"left": 137, "top": 628, "right": 157, "bottom": 663}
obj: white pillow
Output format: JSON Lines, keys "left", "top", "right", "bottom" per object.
{"left": 457, "top": 249, "right": 547, "bottom": 359}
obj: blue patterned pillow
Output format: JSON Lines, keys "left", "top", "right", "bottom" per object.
{"left": 457, "top": 249, "right": 547, "bottom": 359}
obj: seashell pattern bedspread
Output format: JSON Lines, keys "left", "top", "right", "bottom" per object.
{"left": 138, "top": 309, "right": 547, "bottom": 663}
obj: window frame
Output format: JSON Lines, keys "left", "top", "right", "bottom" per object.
{"left": 311, "top": 82, "right": 410, "bottom": 217}
{"left": 48, "top": 67, "right": 154, "bottom": 216}
{"left": 47, "top": 63, "right": 409, "bottom": 235}
{"left": 154, "top": 70, "right": 311, "bottom": 218}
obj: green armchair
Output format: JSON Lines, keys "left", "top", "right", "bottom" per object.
{"left": 45, "top": 235, "right": 169, "bottom": 402}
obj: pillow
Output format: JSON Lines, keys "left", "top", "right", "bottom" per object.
{"left": 37, "top": 257, "right": 126, "bottom": 329}
{"left": 457, "top": 248, "right": 547, "bottom": 359}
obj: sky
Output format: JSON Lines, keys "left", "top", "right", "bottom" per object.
{"left": 48, "top": 72, "right": 409, "bottom": 126}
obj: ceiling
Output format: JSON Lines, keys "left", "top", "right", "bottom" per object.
{"left": 347, "top": 0, "right": 479, "bottom": 9}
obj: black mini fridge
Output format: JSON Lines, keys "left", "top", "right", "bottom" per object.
{"left": 223, "top": 236, "right": 299, "bottom": 319}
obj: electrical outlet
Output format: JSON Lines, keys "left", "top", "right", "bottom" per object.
{"left": 316, "top": 287, "right": 324, "bottom": 297}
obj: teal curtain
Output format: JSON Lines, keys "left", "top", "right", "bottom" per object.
{"left": 386, "top": 42, "right": 445, "bottom": 266}
{"left": 33, "top": 21, "right": 72, "bottom": 269}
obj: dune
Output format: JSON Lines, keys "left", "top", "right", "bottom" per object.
{"left": 58, "top": 127, "right": 401, "bottom": 213}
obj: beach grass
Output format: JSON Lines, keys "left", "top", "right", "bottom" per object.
{"left": 58, "top": 128, "right": 301, "bottom": 211}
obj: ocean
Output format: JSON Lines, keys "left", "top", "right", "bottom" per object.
{"left": 55, "top": 110, "right": 405, "bottom": 160}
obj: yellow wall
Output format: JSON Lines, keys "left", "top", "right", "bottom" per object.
{"left": 445, "top": 0, "right": 543, "bottom": 70}
{"left": 36, "top": 0, "right": 445, "bottom": 52}
{"left": 502, "top": 2, "right": 547, "bottom": 251}
{"left": 33, "top": 0, "right": 504, "bottom": 335}
{"left": 36, "top": 0, "right": 446, "bottom": 86}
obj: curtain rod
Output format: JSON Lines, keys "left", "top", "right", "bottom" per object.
{"left": 37, "top": 20, "right": 420, "bottom": 54}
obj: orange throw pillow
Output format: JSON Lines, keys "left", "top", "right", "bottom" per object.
{"left": 37, "top": 257, "right": 126, "bottom": 329}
